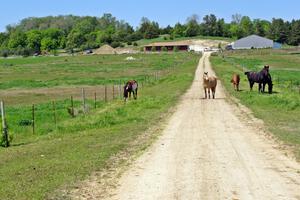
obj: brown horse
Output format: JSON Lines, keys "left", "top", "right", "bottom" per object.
{"left": 203, "top": 72, "right": 217, "bottom": 99}
{"left": 231, "top": 73, "right": 240, "bottom": 91}
{"left": 124, "top": 80, "right": 138, "bottom": 101}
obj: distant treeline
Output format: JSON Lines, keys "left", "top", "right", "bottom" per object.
{"left": 0, "top": 13, "right": 300, "bottom": 57}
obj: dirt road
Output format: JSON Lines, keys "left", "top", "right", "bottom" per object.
{"left": 103, "top": 53, "right": 300, "bottom": 200}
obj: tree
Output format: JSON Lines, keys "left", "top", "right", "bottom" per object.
{"left": 202, "top": 14, "right": 217, "bottom": 36}
{"left": 172, "top": 23, "right": 185, "bottom": 38}
{"left": 240, "top": 16, "right": 254, "bottom": 37}
{"left": 185, "top": 15, "right": 200, "bottom": 37}
{"left": 138, "top": 18, "right": 160, "bottom": 39}
{"left": 268, "top": 18, "right": 289, "bottom": 43}
{"left": 8, "top": 31, "right": 27, "bottom": 49}
{"left": 289, "top": 20, "right": 300, "bottom": 46}
{"left": 26, "top": 30, "right": 42, "bottom": 52}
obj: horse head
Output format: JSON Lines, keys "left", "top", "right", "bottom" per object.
{"left": 203, "top": 72, "right": 209, "bottom": 81}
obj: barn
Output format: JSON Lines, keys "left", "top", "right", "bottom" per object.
{"left": 229, "top": 35, "right": 281, "bottom": 50}
{"left": 144, "top": 41, "right": 192, "bottom": 52}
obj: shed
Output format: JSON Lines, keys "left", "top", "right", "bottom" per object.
{"left": 232, "top": 35, "right": 277, "bottom": 49}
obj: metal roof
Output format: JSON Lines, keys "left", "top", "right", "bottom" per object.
{"left": 233, "top": 35, "right": 274, "bottom": 49}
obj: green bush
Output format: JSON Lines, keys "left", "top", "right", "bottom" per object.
{"left": 133, "top": 42, "right": 138, "bottom": 46}
{"left": 173, "top": 46, "right": 179, "bottom": 52}
{"left": 162, "top": 46, "right": 168, "bottom": 52}
{"left": 151, "top": 46, "right": 156, "bottom": 52}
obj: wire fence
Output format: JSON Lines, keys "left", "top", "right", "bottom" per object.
{"left": 0, "top": 68, "right": 177, "bottom": 147}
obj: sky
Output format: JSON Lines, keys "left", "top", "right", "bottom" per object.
{"left": 0, "top": 0, "right": 299, "bottom": 32}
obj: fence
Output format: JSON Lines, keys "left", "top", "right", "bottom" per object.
{"left": 0, "top": 68, "right": 178, "bottom": 147}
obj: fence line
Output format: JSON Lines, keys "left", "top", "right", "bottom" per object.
{"left": 0, "top": 67, "right": 176, "bottom": 146}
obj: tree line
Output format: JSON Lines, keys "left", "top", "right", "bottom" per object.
{"left": 0, "top": 13, "right": 300, "bottom": 57}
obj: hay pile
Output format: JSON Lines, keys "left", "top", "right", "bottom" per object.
{"left": 94, "top": 45, "right": 116, "bottom": 55}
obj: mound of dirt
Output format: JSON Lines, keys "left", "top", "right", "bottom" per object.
{"left": 94, "top": 45, "right": 116, "bottom": 55}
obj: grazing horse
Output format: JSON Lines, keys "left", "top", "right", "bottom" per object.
{"left": 203, "top": 72, "right": 217, "bottom": 99}
{"left": 244, "top": 65, "right": 273, "bottom": 94}
{"left": 124, "top": 80, "right": 138, "bottom": 101}
{"left": 231, "top": 73, "right": 240, "bottom": 91}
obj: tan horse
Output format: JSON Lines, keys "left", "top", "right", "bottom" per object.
{"left": 203, "top": 72, "right": 217, "bottom": 99}
{"left": 231, "top": 73, "right": 240, "bottom": 91}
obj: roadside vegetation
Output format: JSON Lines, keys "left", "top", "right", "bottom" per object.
{"left": 0, "top": 52, "right": 199, "bottom": 199}
{"left": 210, "top": 49, "right": 300, "bottom": 160}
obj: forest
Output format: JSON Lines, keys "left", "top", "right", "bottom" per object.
{"left": 0, "top": 13, "right": 300, "bottom": 56}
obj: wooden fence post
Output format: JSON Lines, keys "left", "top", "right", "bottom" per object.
{"left": 113, "top": 84, "right": 115, "bottom": 99}
{"left": 1, "top": 101, "right": 9, "bottom": 147}
{"left": 52, "top": 101, "right": 57, "bottom": 128}
{"left": 82, "top": 88, "right": 86, "bottom": 113}
{"left": 105, "top": 85, "right": 108, "bottom": 102}
{"left": 71, "top": 96, "right": 74, "bottom": 117}
{"left": 32, "top": 104, "right": 35, "bottom": 134}
{"left": 94, "top": 92, "right": 97, "bottom": 109}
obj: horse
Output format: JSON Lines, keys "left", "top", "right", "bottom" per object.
{"left": 124, "top": 80, "right": 138, "bottom": 101}
{"left": 203, "top": 72, "right": 217, "bottom": 99}
{"left": 244, "top": 65, "right": 273, "bottom": 94}
{"left": 231, "top": 73, "right": 240, "bottom": 91}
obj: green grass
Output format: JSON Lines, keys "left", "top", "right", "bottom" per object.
{"left": 136, "top": 35, "right": 233, "bottom": 46}
{"left": 0, "top": 53, "right": 189, "bottom": 90}
{"left": 0, "top": 52, "right": 199, "bottom": 199}
{"left": 211, "top": 50, "right": 300, "bottom": 159}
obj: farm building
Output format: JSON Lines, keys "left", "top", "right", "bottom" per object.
{"left": 144, "top": 41, "right": 192, "bottom": 52}
{"left": 228, "top": 35, "right": 281, "bottom": 50}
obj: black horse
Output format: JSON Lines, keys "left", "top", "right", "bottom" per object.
{"left": 124, "top": 80, "right": 138, "bottom": 101}
{"left": 245, "top": 65, "right": 273, "bottom": 94}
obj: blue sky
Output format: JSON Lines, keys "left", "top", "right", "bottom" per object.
{"left": 0, "top": 0, "right": 299, "bottom": 32}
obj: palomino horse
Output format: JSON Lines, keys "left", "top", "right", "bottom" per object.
{"left": 203, "top": 72, "right": 217, "bottom": 99}
{"left": 244, "top": 65, "right": 273, "bottom": 94}
{"left": 124, "top": 80, "right": 138, "bottom": 101}
{"left": 231, "top": 73, "right": 240, "bottom": 91}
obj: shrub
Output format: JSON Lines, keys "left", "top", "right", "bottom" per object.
{"left": 133, "top": 42, "right": 138, "bottom": 46}
{"left": 170, "top": 35, "right": 174, "bottom": 40}
{"left": 111, "top": 41, "right": 121, "bottom": 48}
{"left": 163, "top": 36, "right": 168, "bottom": 40}
{"left": 127, "top": 41, "right": 132, "bottom": 45}
{"left": 173, "top": 46, "right": 179, "bottom": 52}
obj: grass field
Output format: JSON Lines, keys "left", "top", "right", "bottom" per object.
{"left": 210, "top": 49, "right": 300, "bottom": 160}
{"left": 136, "top": 35, "right": 233, "bottom": 46}
{"left": 0, "top": 52, "right": 199, "bottom": 199}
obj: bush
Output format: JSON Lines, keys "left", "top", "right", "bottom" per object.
{"left": 133, "top": 42, "right": 138, "bottom": 46}
{"left": 163, "top": 36, "right": 168, "bottom": 40}
{"left": 0, "top": 49, "right": 10, "bottom": 58}
{"left": 170, "top": 35, "right": 174, "bottom": 40}
{"left": 111, "top": 41, "right": 121, "bottom": 48}
{"left": 151, "top": 46, "right": 156, "bottom": 52}
{"left": 127, "top": 41, "right": 132, "bottom": 45}
{"left": 173, "top": 46, "right": 179, "bottom": 52}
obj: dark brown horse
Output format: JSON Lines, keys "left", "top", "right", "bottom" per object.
{"left": 124, "top": 80, "right": 138, "bottom": 101}
{"left": 245, "top": 65, "right": 273, "bottom": 94}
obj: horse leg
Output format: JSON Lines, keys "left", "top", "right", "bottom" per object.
{"left": 134, "top": 89, "right": 138, "bottom": 100}
{"left": 204, "top": 88, "right": 207, "bottom": 99}
{"left": 237, "top": 83, "right": 239, "bottom": 91}
{"left": 208, "top": 89, "right": 211, "bottom": 99}
{"left": 263, "top": 83, "right": 267, "bottom": 93}
{"left": 250, "top": 82, "right": 254, "bottom": 91}
{"left": 212, "top": 88, "right": 216, "bottom": 99}
{"left": 258, "top": 83, "right": 262, "bottom": 93}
